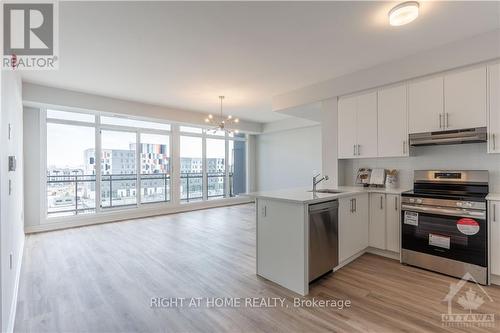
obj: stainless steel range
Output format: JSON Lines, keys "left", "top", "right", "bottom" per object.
{"left": 401, "top": 170, "right": 489, "bottom": 284}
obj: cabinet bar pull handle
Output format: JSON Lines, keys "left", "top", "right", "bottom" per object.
{"left": 493, "top": 134, "right": 496, "bottom": 151}
{"left": 380, "top": 196, "right": 383, "bottom": 210}
{"left": 354, "top": 198, "right": 357, "bottom": 212}
{"left": 357, "top": 144, "right": 361, "bottom": 156}
{"left": 402, "top": 140, "right": 406, "bottom": 154}
{"left": 445, "top": 113, "right": 449, "bottom": 128}
{"left": 494, "top": 204, "right": 497, "bottom": 222}
{"left": 395, "top": 197, "right": 398, "bottom": 211}
{"left": 353, "top": 144, "right": 356, "bottom": 156}
{"left": 439, "top": 114, "right": 442, "bottom": 129}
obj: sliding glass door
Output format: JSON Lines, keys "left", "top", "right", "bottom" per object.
{"left": 180, "top": 135, "right": 203, "bottom": 202}
{"left": 206, "top": 138, "right": 226, "bottom": 199}
{"left": 46, "top": 122, "right": 96, "bottom": 216}
{"left": 100, "top": 130, "right": 137, "bottom": 208}
{"left": 140, "top": 133, "right": 171, "bottom": 203}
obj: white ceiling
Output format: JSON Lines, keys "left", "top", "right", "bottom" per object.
{"left": 22, "top": 1, "right": 500, "bottom": 123}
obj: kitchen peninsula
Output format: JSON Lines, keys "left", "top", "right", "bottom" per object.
{"left": 250, "top": 186, "right": 407, "bottom": 295}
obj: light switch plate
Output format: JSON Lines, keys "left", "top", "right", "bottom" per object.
{"left": 8, "top": 156, "right": 16, "bottom": 171}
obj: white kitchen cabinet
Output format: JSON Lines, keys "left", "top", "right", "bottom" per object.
{"left": 488, "top": 64, "right": 500, "bottom": 154}
{"left": 385, "top": 194, "right": 400, "bottom": 253}
{"left": 408, "top": 76, "right": 444, "bottom": 134}
{"left": 490, "top": 201, "right": 500, "bottom": 276}
{"left": 338, "top": 91, "right": 378, "bottom": 159}
{"left": 368, "top": 193, "right": 401, "bottom": 253}
{"left": 378, "top": 84, "right": 408, "bottom": 157}
{"left": 338, "top": 95, "right": 357, "bottom": 158}
{"left": 356, "top": 92, "right": 378, "bottom": 158}
{"left": 369, "top": 193, "right": 386, "bottom": 249}
{"left": 444, "top": 66, "right": 487, "bottom": 130}
{"left": 339, "top": 193, "right": 369, "bottom": 263}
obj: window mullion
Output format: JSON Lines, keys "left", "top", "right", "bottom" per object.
{"left": 95, "top": 116, "right": 102, "bottom": 214}
{"left": 225, "top": 136, "right": 230, "bottom": 198}
{"left": 136, "top": 131, "right": 141, "bottom": 207}
{"left": 202, "top": 135, "right": 207, "bottom": 201}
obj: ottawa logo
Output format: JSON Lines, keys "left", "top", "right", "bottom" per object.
{"left": 441, "top": 272, "right": 495, "bottom": 328}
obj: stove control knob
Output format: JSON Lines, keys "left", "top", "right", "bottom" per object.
{"left": 416, "top": 199, "right": 423, "bottom": 204}
{"left": 456, "top": 202, "right": 463, "bottom": 207}
{"left": 409, "top": 198, "right": 415, "bottom": 203}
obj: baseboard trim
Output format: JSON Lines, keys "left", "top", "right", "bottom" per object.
{"left": 491, "top": 274, "right": 500, "bottom": 286}
{"left": 26, "top": 198, "right": 253, "bottom": 234}
{"left": 7, "top": 235, "right": 25, "bottom": 333}
{"left": 366, "top": 247, "right": 401, "bottom": 261}
{"left": 334, "top": 251, "right": 366, "bottom": 271}
{"left": 335, "top": 247, "right": 401, "bottom": 271}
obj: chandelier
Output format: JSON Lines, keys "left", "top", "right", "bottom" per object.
{"left": 205, "top": 96, "right": 239, "bottom": 134}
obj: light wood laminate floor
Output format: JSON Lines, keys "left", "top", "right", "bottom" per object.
{"left": 15, "top": 204, "right": 500, "bottom": 332}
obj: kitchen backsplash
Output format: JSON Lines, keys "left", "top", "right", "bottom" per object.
{"left": 340, "top": 143, "right": 500, "bottom": 192}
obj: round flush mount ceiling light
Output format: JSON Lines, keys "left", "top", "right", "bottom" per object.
{"left": 389, "top": 1, "right": 419, "bottom": 26}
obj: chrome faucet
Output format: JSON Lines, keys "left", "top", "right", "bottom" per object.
{"left": 312, "top": 173, "right": 329, "bottom": 193}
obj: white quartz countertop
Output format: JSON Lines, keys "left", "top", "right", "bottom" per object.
{"left": 487, "top": 193, "right": 500, "bottom": 201}
{"left": 246, "top": 186, "right": 410, "bottom": 204}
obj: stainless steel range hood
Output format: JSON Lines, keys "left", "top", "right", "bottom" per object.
{"left": 409, "top": 127, "right": 487, "bottom": 147}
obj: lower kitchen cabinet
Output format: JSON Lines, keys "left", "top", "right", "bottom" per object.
{"left": 386, "top": 194, "right": 400, "bottom": 253}
{"left": 369, "top": 193, "right": 386, "bottom": 249}
{"left": 368, "top": 193, "right": 401, "bottom": 253}
{"left": 490, "top": 200, "right": 500, "bottom": 276}
{"left": 339, "top": 193, "right": 369, "bottom": 262}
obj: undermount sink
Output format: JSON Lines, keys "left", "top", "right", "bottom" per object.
{"left": 308, "top": 189, "right": 343, "bottom": 194}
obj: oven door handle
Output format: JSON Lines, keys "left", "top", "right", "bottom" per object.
{"left": 402, "top": 204, "right": 486, "bottom": 219}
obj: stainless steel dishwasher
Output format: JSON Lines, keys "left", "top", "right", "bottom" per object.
{"left": 308, "top": 200, "right": 339, "bottom": 282}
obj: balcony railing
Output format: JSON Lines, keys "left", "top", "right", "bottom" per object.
{"left": 47, "top": 171, "right": 234, "bottom": 216}
{"left": 140, "top": 173, "right": 171, "bottom": 204}
{"left": 180, "top": 172, "right": 234, "bottom": 202}
{"left": 47, "top": 174, "right": 96, "bottom": 216}
{"left": 180, "top": 172, "right": 203, "bottom": 202}
{"left": 101, "top": 173, "right": 171, "bottom": 208}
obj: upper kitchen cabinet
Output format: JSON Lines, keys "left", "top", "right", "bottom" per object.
{"left": 378, "top": 84, "right": 408, "bottom": 157}
{"left": 408, "top": 76, "right": 443, "bottom": 134}
{"left": 488, "top": 63, "right": 500, "bottom": 154}
{"left": 356, "top": 92, "right": 378, "bottom": 158}
{"left": 338, "top": 91, "right": 378, "bottom": 159}
{"left": 338, "top": 95, "right": 357, "bottom": 159}
{"left": 444, "top": 66, "right": 487, "bottom": 130}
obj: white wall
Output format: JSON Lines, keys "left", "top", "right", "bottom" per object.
{"left": 340, "top": 143, "right": 500, "bottom": 192}
{"left": 0, "top": 71, "right": 25, "bottom": 333}
{"left": 273, "top": 29, "right": 500, "bottom": 111}
{"left": 256, "top": 125, "right": 322, "bottom": 191}
{"left": 23, "top": 107, "right": 42, "bottom": 228}
{"left": 321, "top": 98, "right": 338, "bottom": 188}
{"left": 22, "top": 83, "right": 263, "bottom": 134}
